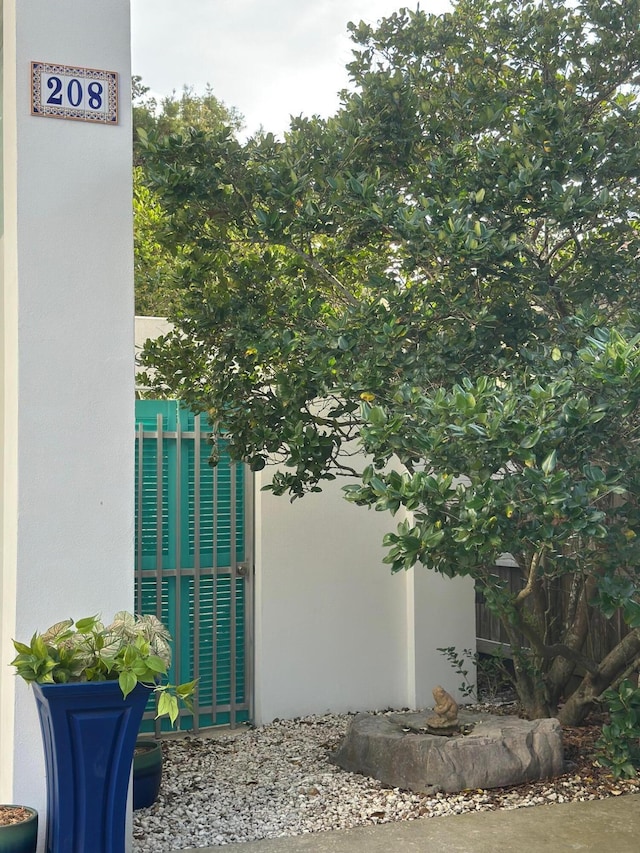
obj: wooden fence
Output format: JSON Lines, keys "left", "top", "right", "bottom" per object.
{"left": 476, "top": 559, "right": 629, "bottom": 661}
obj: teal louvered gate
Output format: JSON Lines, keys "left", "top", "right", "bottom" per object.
{"left": 134, "top": 400, "right": 253, "bottom": 733}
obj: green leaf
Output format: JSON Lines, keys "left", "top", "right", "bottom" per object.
{"left": 249, "top": 456, "right": 266, "bottom": 472}
{"left": 423, "top": 530, "right": 445, "bottom": 548}
{"left": 145, "top": 655, "right": 168, "bottom": 674}
{"left": 520, "top": 429, "right": 542, "bottom": 449}
{"left": 176, "top": 679, "right": 198, "bottom": 699}
{"left": 119, "top": 670, "right": 137, "bottom": 699}
{"left": 75, "top": 616, "right": 99, "bottom": 634}
{"left": 584, "top": 465, "right": 606, "bottom": 483}
{"left": 541, "top": 450, "right": 557, "bottom": 475}
{"left": 156, "top": 691, "right": 179, "bottom": 724}
{"left": 32, "top": 636, "right": 48, "bottom": 659}
{"left": 621, "top": 762, "right": 638, "bottom": 778}
{"left": 131, "top": 659, "right": 152, "bottom": 678}
{"left": 368, "top": 406, "right": 387, "bottom": 426}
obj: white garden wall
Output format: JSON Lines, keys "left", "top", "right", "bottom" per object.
{"left": 253, "top": 478, "right": 409, "bottom": 720}
{"left": 253, "top": 472, "right": 476, "bottom": 723}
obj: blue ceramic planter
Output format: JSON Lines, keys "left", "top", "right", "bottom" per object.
{"left": 32, "top": 681, "right": 150, "bottom": 853}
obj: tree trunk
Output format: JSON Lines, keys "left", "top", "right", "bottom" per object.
{"left": 517, "top": 689, "right": 553, "bottom": 720}
{"left": 557, "top": 676, "right": 601, "bottom": 725}
{"left": 558, "top": 627, "right": 640, "bottom": 725}
{"left": 546, "top": 577, "right": 595, "bottom": 710}
{"left": 507, "top": 630, "right": 553, "bottom": 720}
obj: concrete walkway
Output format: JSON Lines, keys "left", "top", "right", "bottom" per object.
{"left": 183, "top": 794, "right": 640, "bottom": 852}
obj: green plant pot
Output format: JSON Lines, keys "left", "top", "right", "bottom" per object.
{"left": 133, "top": 738, "right": 163, "bottom": 810}
{"left": 0, "top": 806, "right": 38, "bottom": 853}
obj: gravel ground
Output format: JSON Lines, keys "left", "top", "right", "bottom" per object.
{"left": 132, "top": 705, "right": 640, "bottom": 852}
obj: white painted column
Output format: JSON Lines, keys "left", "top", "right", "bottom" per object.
{"left": 1, "top": 0, "right": 133, "bottom": 837}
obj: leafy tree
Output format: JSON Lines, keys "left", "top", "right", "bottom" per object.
{"left": 132, "top": 80, "right": 243, "bottom": 314}
{"left": 138, "top": 0, "right": 640, "bottom": 725}
{"left": 133, "top": 172, "right": 178, "bottom": 316}
{"left": 132, "top": 77, "right": 243, "bottom": 165}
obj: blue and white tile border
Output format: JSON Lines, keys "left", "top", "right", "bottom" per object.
{"left": 31, "top": 61, "right": 119, "bottom": 124}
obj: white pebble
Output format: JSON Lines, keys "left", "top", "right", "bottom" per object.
{"left": 132, "top": 710, "right": 639, "bottom": 853}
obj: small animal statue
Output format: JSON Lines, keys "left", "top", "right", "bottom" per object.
{"left": 426, "top": 685, "right": 459, "bottom": 731}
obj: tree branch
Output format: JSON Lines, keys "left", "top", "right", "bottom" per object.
{"left": 284, "top": 242, "right": 359, "bottom": 307}
{"left": 515, "top": 547, "right": 545, "bottom": 606}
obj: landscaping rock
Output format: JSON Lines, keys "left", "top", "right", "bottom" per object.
{"left": 331, "top": 710, "right": 564, "bottom": 793}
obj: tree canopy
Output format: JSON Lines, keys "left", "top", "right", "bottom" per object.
{"left": 132, "top": 80, "right": 243, "bottom": 315}
{"left": 138, "top": 0, "right": 640, "bottom": 725}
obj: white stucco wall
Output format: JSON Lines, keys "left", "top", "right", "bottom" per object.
{"left": 253, "top": 472, "right": 476, "bottom": 723}
{"left": 409, "top": 567, "right": 477, "bottom": 709}
{"left": 134, "top": 315, "right": 172, "bottom": 358}
{"left": 1, "top": 0, "right": 133, "bottom": 833}
{"left": 253, "top": 478, "right": 409, "bottom": 720}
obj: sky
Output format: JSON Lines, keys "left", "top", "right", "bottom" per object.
{"left": 131, "top": 0, "right": 451, "bottom": 137}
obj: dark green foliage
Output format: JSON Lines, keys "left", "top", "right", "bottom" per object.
{"left": 596, "top": 680, "right": 640, "bottom": 779}
{"left": 438, "top": 647, "right": 479, "bottom": 699}
{"left": 438, "top": 646, "right": 514, "bottom": 701}
{"left": 132, "top": 80, "right": 243, "bottom": 315}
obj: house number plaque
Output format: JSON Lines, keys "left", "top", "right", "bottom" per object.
{"left": 31, "top": 62, "right": 119, "bottom": 124}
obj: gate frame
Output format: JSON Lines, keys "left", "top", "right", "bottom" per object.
{"left": 134, "top": 404, "right": 254, "bottom": 734}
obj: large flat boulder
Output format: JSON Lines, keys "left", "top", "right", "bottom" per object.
{"left": 331, "top": 710, "right": 564, "bottom": 793}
